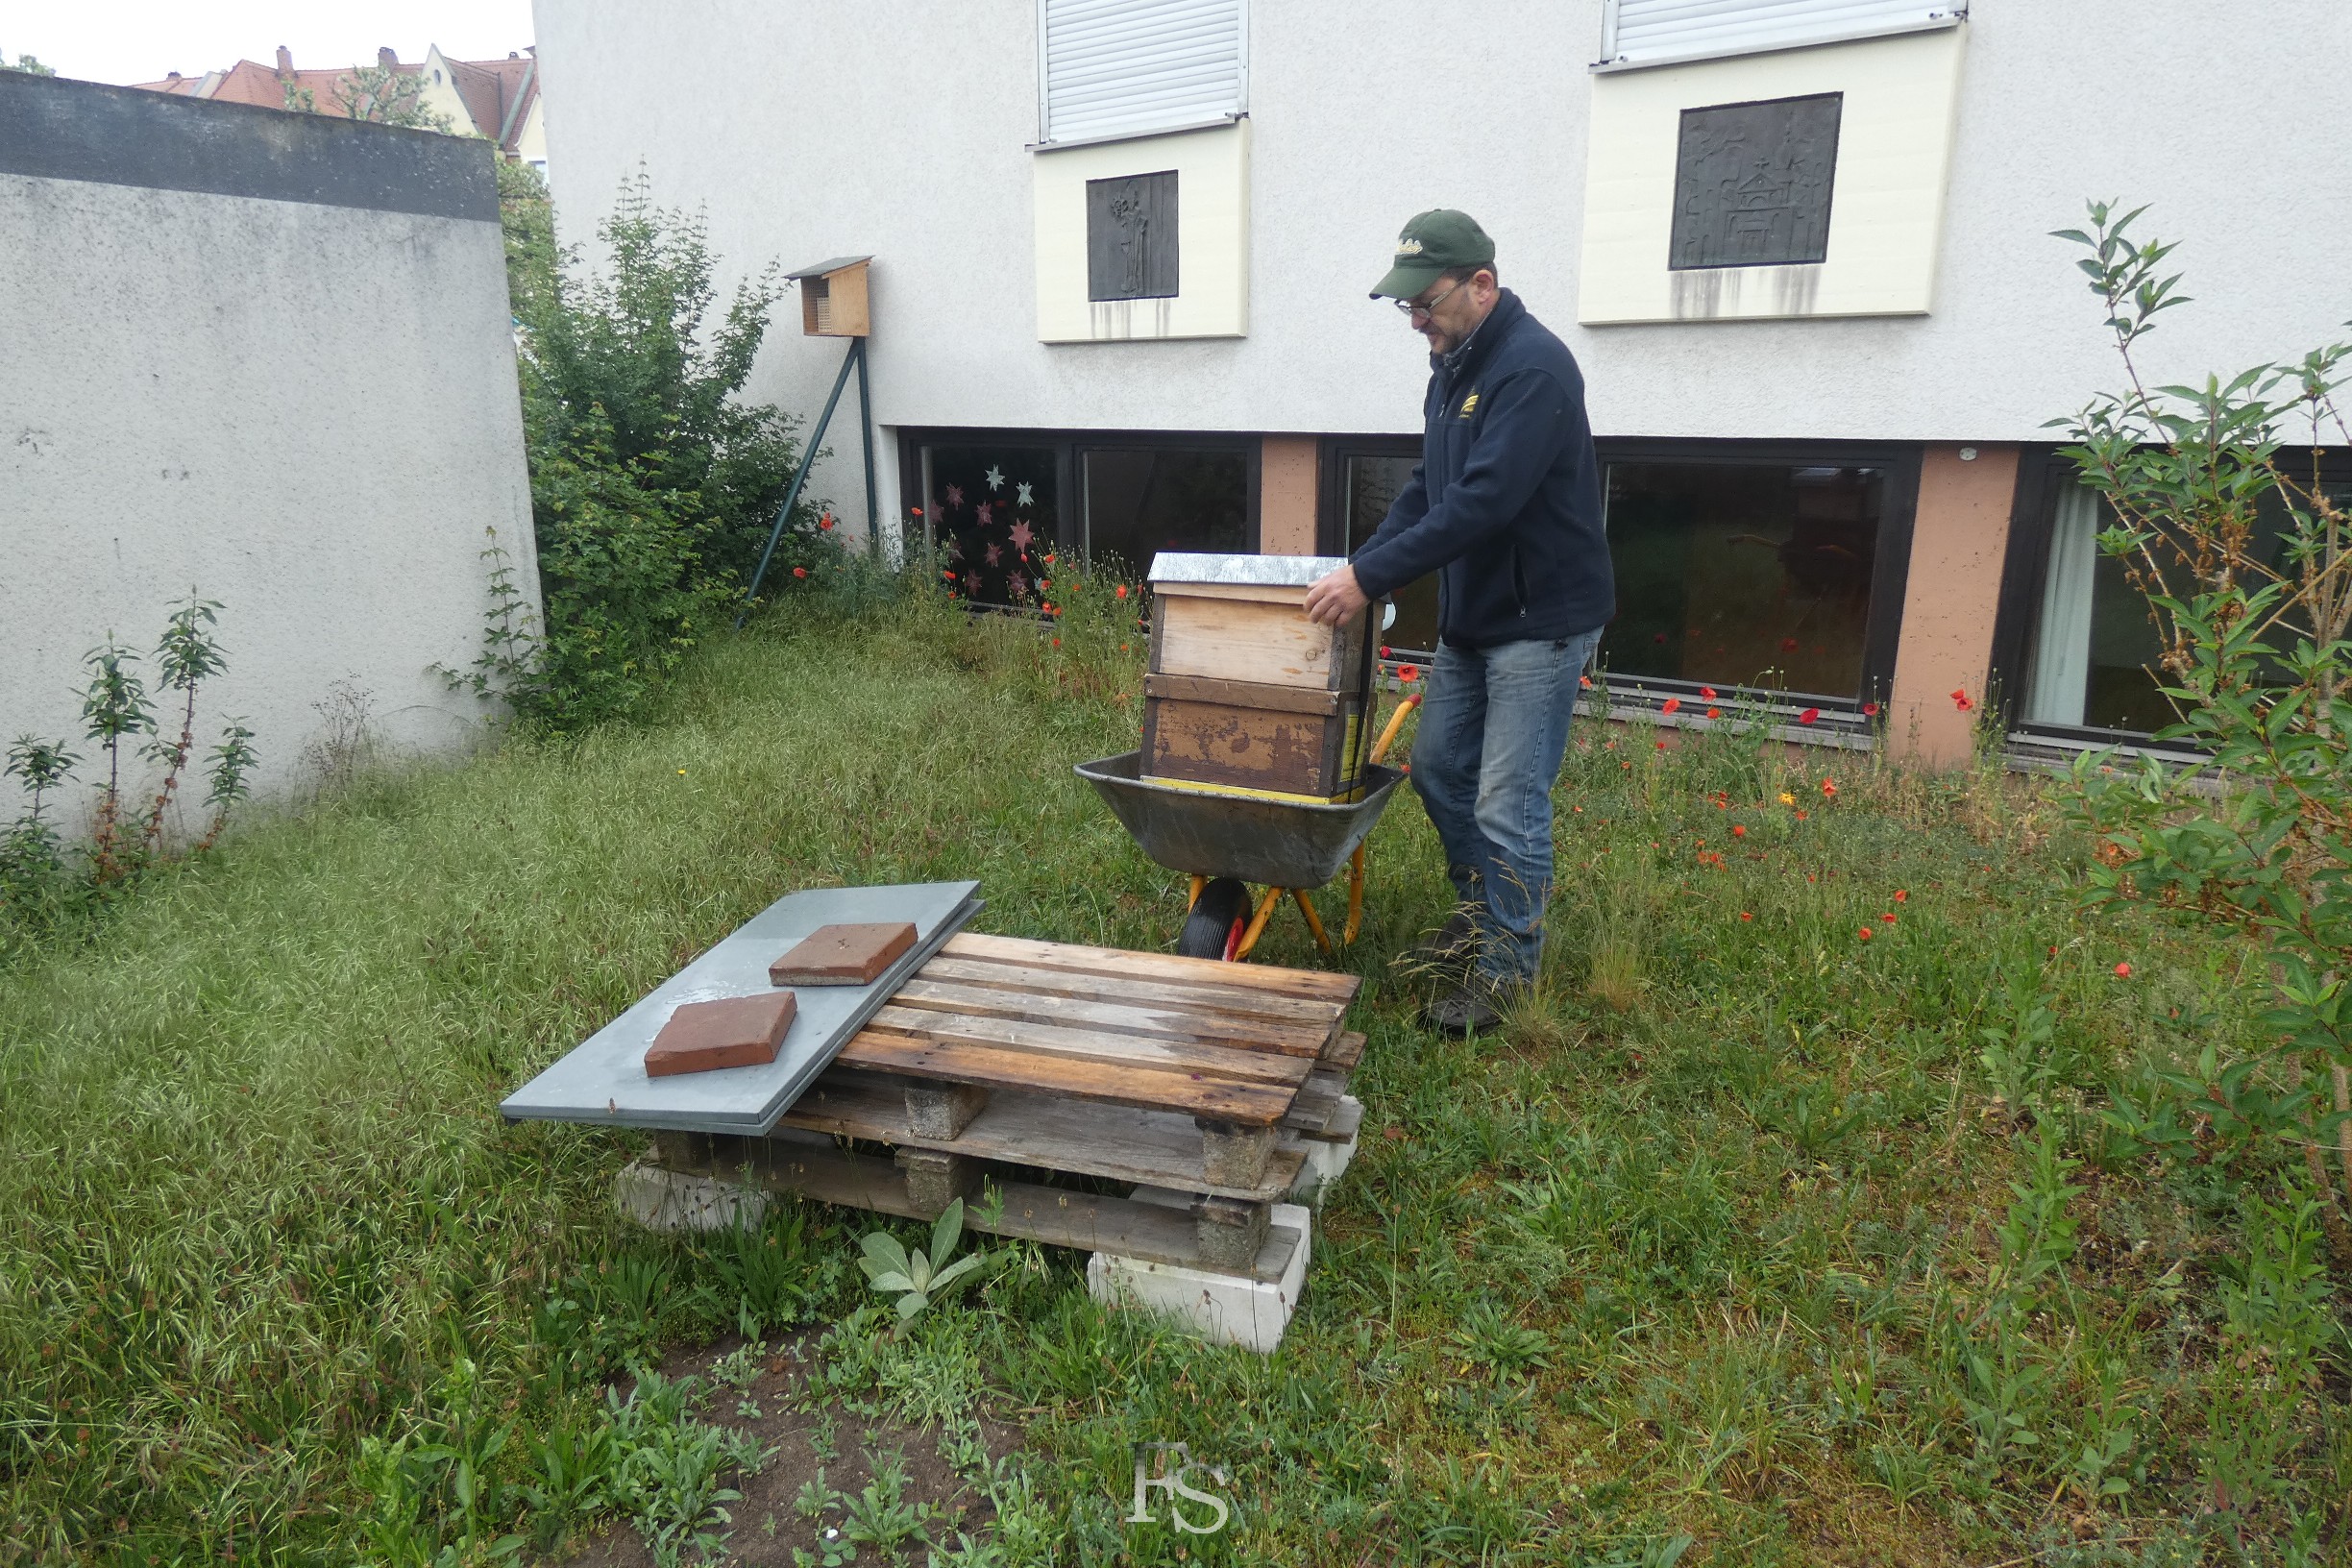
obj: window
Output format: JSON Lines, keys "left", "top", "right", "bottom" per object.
{"left": 1594, "top": 0, "right": 1967, "bottom": 73}
{"left": 1321, "top": 440, "right": 1440, "bottom": 657}
{"left": 2013, "top": 459, "right": 2351, "bottom": 740}
{"left": 1038, "top": 0, "right": 1248, "bottom": 147}
{"left": 1083, "top": 447, "right": 1246, "bottom": 576}
{"left": 1670, "top": 93, "right": 1841, "bottom": 270}
{"left": 1597, "top": 448, "right": 1915, "bottom": 708}
{"left": 908, "top": 430, "right": 1255, "bottom": 603}
{"left": 922, "top": 444, "right": 1066, "bottom": 606}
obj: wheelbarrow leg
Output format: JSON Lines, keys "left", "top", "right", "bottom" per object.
{"left": 1187, "top": 873, "right": 1206, "bottom": 913}
{"left": 1233, "top": 886, "right": 1283, "bottom": 961}
{"left": 1344, "top": 844, "right": 1366, "bottom": 945}
{"left": 1291, "top": 887, "right": 1335, "bottom": 957}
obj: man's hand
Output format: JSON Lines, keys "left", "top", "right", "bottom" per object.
{"left": 1303, "top": 564, "right": 1370, "bottom": 626}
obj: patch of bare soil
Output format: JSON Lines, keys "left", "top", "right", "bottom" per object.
{"left": 549, "top": 1332, "right": 1025, "bottom": 1567}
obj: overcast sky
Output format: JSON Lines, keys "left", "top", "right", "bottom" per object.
{"left": 5, "top": 0, "right": 536, "bottom": 86}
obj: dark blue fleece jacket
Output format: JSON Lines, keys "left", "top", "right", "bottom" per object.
{"left": 1349, "top": 289, "right": 1614, "bottom": 648}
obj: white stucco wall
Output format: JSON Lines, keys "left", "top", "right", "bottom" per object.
{"left": 0, "top": 106, "right": 535, "bottom": 826}
{"left": 532, "top": 0, "right": 2350, "bottom": 475}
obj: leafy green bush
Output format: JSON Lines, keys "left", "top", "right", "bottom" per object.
{"left": 478, "top": 169, "right": 836, "bottom": 729}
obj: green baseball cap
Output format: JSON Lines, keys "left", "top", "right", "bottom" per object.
{"left": 1369, "top": 209, "right": 1496, "bottom": 300}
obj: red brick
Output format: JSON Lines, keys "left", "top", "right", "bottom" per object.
{"left": 769, "top": 920, "right": 919, "bottom": 986}
{"left": 644, "top": 991, "right": 798, "bottom": 1078}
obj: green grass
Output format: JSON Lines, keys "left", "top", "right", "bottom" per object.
{"left": 1, "top": 581, "right": 2343, "bottom": 1565}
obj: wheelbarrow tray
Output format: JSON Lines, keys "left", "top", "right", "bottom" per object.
{"left": 1077, "top": 751, "right": 1406, "bottom": 889}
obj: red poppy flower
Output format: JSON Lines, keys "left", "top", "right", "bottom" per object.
{"left": 1580, "top": 674, "right": 1593, "bottom": 689}
{"left": 1894, "top": 890, "right": 1907, "bottom": 902}
{"left": 1116, "top": 584, "right": 1129, "bottom": 600}
{"left": 1660, "top": 698, "right": 1682, "bottom": 716}
{"left": 1380, "top": 645, "right": 1392, "bottom": 658}
{"left": 819, "top": 513, "right": 834, "bottom": 530}
{"left": 2048, "top": 945, "right": 2059, "bottom": 956}
{"left": 1700, "top": 686, "right": 1717, "bottom": 699}
{"left": 1857, "top": 927, "right": 1874, "bottom": 942}
{"left": 1798, "top": 707, "right": 1820, "bottom": 724}
{"left": 1655, "top": 740, "right": 1668, "bottom": 750}
{"left": 1732, "top": 824, "right": 1746, "bottom": 838}
{"left": 1862, "top": 701, "right": 1880, "bottom": 718}
{"left": 1739, "top": 911, "right": 1753, "bottom": 922}
{"left": 2114, "top": 962, "right": 2132, "bottom": 978}
{"left": 1951, "top": 688, "right": 1973, "bottom": 712}
{"left": 1051, "top": 637, "right": 1061, "bottom": 647}
{"left": 1705, "top": 707, "right": 1721, "bottom": 721}
{"left": 1044, "top": 553, "right": 1057, "bottom": 565}
{"left": 1880, "top": 912, "right": 1897, "bottom": 923}
{"left": 1796, "top": 810, "right": 1809, "bottom": 821}
{"left": 793, "top": 566, "right": 808, "bottom": 578}
{"left": 1399, "top": 665, "right": 1419, "bottom": 682}
{"left": 1820, "top": 779, "right": 1837, "bottom": 799}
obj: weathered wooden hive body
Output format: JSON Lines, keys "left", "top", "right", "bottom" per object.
{"left": 1141, "top": 553, "right": 1378, "bottom": 804}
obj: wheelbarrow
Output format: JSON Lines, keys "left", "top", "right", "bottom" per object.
{"left": 1075, "top": 695, "right": 1422, "bottom": 962}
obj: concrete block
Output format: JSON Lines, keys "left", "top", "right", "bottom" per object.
{"left": 1089, "top": 1201, "right": 1312, "bottom": 1354}
{"left": 615, "top": 1158, "right": 767, "bottom": 1234}
{"left": 1286, "top": 1120, "right": 1360, "bottom": 1207}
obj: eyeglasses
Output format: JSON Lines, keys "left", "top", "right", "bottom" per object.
{"left": 1393, "top": 278, "right": 1465, "bottom": 320}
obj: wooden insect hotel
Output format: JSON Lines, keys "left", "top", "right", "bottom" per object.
{"left": 1141, "top": 554, "right": 1379, "bottom": 804}
{"left": 787, "top": 255, "right": 870, "bottom": 338}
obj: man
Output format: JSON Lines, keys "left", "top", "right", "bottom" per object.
{"left": 1303, "top": 210, "right": 1613, "bottom": 1034}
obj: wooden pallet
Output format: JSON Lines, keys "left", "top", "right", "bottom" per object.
{"left": 650, "top": 934, "right": 1363, "bottom": 1277}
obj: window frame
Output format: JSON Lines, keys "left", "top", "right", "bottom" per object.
{"left": 896, "top": 427, "right": 1261, "bottom": 581}
{"left": 1311, "top": 434, "right": 1920, "bottom": 724}
{"left": 1593, "top": 438, "right": 1920, "bottom": 721}
{"left": 1991, "top": 443, "right": 2352, "bottom": 757}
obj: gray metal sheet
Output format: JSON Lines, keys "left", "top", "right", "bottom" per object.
{"left": 1148, "top": 551, "right": 1348, "bottom": 587}
{"left": 500, "top": 881, "right": 980, "bottom": 1136}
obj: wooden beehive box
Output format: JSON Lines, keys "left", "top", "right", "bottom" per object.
{"left": 1142, "top": 553, "right": 1378, "bottom": 803}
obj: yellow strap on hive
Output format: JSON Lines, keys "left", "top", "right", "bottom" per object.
{"left": 1141, "top": 774, "right": 1369, "bottom": 806}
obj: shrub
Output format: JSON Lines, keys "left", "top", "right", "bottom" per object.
{"left": 477, "top": 169, "right": 833, "bottom": 730}
{"left": 2051, "top": 200, "right": 2352, "bottom": 1253}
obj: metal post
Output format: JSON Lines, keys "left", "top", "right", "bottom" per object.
{"left": 737, "top": 340, "right": 862, "bottom": 627}
{"left": 856, "top": 336, "right": 879, "bottom": 554}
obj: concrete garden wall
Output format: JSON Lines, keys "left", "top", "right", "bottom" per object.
{"left": 0, "top": 71, "right": 538, "bottom": 825}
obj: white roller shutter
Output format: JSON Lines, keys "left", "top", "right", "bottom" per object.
{"left": 1039, "top": 0, "right": 1247, "bottom": 148}
{"left": 1596, "top": 0, "right": 1966, "bottom": 71}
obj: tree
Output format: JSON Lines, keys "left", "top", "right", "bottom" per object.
{"left": 2053, "top": 200, "right": 2352, "bottom": 1259}
{"left": 283, "top": 64, "right": 454, "bottom": 133}
{"left": 2, "top": 50, "right": 55, "bottom": 75}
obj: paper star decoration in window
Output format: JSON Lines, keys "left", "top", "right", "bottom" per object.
{"left": 985, "top": 466, "right": 1005, "bottom": 491}
{"left": 945, "top": 483, "right": 965, "bottom": 507}
{"left": 1016, "top": 480, "right": 1034, "bottom": 506}
{"left": 984, "top": 542, "right": 1002, "bottom": 567}
{"left": 1010, "top": 520, "right": 1034, "bottom": 551}
{"left": 1007, "top": 571, "right": 1027, "bottom": 599}
{"left": 975, "top": 501, "right": 992, "bottom": 527}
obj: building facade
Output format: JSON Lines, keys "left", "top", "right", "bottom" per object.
{"left": 533, "top": 0, "right": 2350, "bottom": 765}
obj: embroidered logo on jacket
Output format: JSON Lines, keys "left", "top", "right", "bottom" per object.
{"left": 1458, "top": 391, "right": 1480, "bottom": 418}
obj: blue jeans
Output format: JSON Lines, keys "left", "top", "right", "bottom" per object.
{"left": 1409, "top": 628, "right": 1603, "bottom": 987}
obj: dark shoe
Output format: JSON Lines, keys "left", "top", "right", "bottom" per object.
{"left": 1398, "top": 906, "right": 1482, "bottom": 976}
{"left": 1424, "top": 976, "right": 1520, "bottom": 1037}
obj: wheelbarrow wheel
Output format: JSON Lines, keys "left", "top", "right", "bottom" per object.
{"left": 1177, "top": 877, "right": 1252, "bottom": 961}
